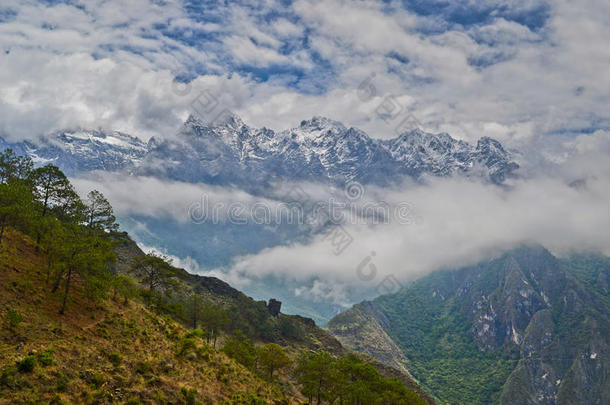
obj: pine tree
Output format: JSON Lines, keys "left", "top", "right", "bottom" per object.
{"left": 0, "top": 149, "right": 33, "bottom": 183}
{"left": 50, "top": 223, "right": 116, "bottom": 314}
{"left": 294, "top": 351, "right": 338, "bottom": 404}
{"left": 222, "top": 330, "right": 257, "bottom": 370}
{"left": 129, "top": 253, "right": 176, "bottom": 299}
{"left": 0, "top": 180, "right": 35, "bottom": 245}
{"left": 257, "top": 343, "right": 291, "bottom": 381}
{"left": 200, "top": 303, "right": 230, "bottom": 348}
{"left": 83, "top": 190, "right": 118, "bottom": 231}
{"left": 30, "top": 165, "right": 78, "bottom": 244}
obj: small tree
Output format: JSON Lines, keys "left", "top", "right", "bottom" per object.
{"left": 111, "top": 274, "right": 137, "bottom": 304}
{"left": 200, "top": 303, "right": 230, "bottom": 348}
{"left": 129, "top": 253, "right": 176, "bottom": 301}
{"left": 186, "top": 293, "right": 205, "bottom": 329}
{"left": 83, "top": 190, "right": 118, "bottom": 232}
{"left": 0, "top": 149, "right": 33, "bottom": 183}
{"left": 0, "top": 180, "right": 35, "bottom": 245}
{"left": 222, "top": 330, "right": 256, "bottom": 370}
{"left": 257, "top": 343, "right": 291, "bottom": 381}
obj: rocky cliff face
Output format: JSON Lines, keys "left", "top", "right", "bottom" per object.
{"left": 327, "top": 301, "right": 413, "bottom": 377}
{"left": 327, "top": 246, "right": 610, "bottom": 405}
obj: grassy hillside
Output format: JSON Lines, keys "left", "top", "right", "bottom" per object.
{"left": 0, "top": 227, "right": 430, "bottom": 404}
{"left": 0, "top": 228, "right": 294, "bottom": 404}
{"left": 0, "top": 151, "right": 429, "bottom": 404}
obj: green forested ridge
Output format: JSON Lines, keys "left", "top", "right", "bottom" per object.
{"left": 0, "top": 149, "right": 428, "bottom": 404}
{"left": 375, "top": 271, "right": 516, "bottom": 405}
{"left": 328, "top": 247, "right": 610, "bottom": 405}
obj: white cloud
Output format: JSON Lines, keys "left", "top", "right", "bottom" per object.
{"left": 0, "top": 0, "right": 608, "bottom": 149}
{"left": 215, "top": 166, "right": 610, "bottom": 302}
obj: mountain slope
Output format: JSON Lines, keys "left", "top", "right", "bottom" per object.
{"left": 0, "top": 228, "right": 433, "bottom": 404}
{"left": 327, "top": 246, "right": 610, "bottom": 405}
{"left": 110, "top": 231, "right": 436, "bottom": 404}
{"left": 0, "top": 229, "right": 288, "bottom": 404}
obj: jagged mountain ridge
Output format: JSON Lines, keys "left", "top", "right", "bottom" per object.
{"left": 0, "top": 115, "right": 518, "bottom": 186}
{"left": 326, "top": 246, "right": 610, "bottom": 405}
{"left": 0, "top": 129, "right": 147, "bottom": 174}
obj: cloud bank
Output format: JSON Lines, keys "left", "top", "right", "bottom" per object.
{"left": 0, "top": 0, "right": 608, "bottom": 146}
{"left": 68, "top": 130, "right": 610, "bottom": 307}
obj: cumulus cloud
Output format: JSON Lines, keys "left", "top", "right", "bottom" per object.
{"left": 0, "top": 0, "right": 608, "bottom": 147}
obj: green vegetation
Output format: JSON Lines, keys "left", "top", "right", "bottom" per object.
{"left": 0, "top": 149, "right": 119, "bottom": 314}
{"left": 330, "top": 247, "right": 610, "bottom": 405}
{"left": 0, "top": 148, "right": 427, "bottom": 404}
{"left": 257, "top": 343, "right": 291, "bottom": 381}
{"left": 294, "top": 351, "right": 427, "bottom": 405}
{"left": 3, "top": 308, "right": 24, "bottom": 330}
{"left": 560, "top": 254, "right": 610, "bottom": 307}
{"left": 375, "top": 272, "right": 516, "bottom": 405}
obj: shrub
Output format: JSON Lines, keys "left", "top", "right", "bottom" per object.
{"left": 185, "top": 328, "right": 206, "bottom": 339}
{"left": 181, "top": 386, "right": 197, "bottom": 405}
{"left": 38, "top": 349, "right": 55, "bottom": 366}
{"left": 178, "top": 337, "right": 198, "bottom": 356}
{"left": 87, "top": 371, "right": 105, "bottom": 388}
{"left": 56, "top": 372, "right": 70, "bottom": 392}
{"left": 17, "top": 356, "right": 36, "bottom": 373}
{"left": 108, "top": 352, "right": 123, "bottom": 368}
{"left": 4, "top": 309, "right": 24, "bottom": 330}
{"left": 135, "top": 360, "right": 153, "bottom": 375}
{"left": 49, "top": 394, "right": 65, "bottom": 405}
{"left": 0, "top": 366, "right": 17, "bottom": 388}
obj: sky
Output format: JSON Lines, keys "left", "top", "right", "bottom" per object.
{"left": 0, "top": 0, "right": 608, "bottom": 145}
{"left": 2, "top": 0, "right": 610, "bottom": 309}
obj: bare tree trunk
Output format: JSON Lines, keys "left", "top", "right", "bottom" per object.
{"left": 0, "top": 221, "right": 5, "bottom": 246}
{"left": 51, "top": 269, "right": 65, "bottom": 293}
{"left": 60, "top": 267, "right": 73, "bottom": 314}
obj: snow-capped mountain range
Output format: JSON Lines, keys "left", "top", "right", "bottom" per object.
{"left": 0, "top": 115, "right": 519, "bottom": 187}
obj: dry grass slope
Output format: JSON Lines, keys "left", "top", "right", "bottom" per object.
{"left": 0, "top": 229, "right": 296, "bottom": 404}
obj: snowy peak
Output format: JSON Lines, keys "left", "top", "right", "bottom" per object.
{"left": 5, "top": 129, "right": 147, "bottom": 175}
{"left": 2, "top": 116, "right": 519, "bottom": 186}
{"left": 297, "top": 116, "right": 347, "bottom": 132}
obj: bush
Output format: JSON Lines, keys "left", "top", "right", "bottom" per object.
{"left": 55, "top": 373, "right": 70, "bottom": 392}
{"left": 178, "top": 337, "right": 198, "bottom": 356}
{"left": 135, "top": 361, "right": 153, "bottom": 375}
{"left": 108, "top": 352, "right": 123, "bottom": 368}
{"left": 38, "top": 349, "right": 55, "bottom": 366}
{"left": 17, "top": 356, "right": 36, "bottom": 373}
{"left": 0, "top": 366, "right": 17, "bottom": 388}
{"left": 4, "top": 309, "right": 24, "bottom": 330}
{"left": 185, "top": 328, "right": 206, "bottom": 339}
{"left": 181, "top": 386, "right": 197, "bottom": 405}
